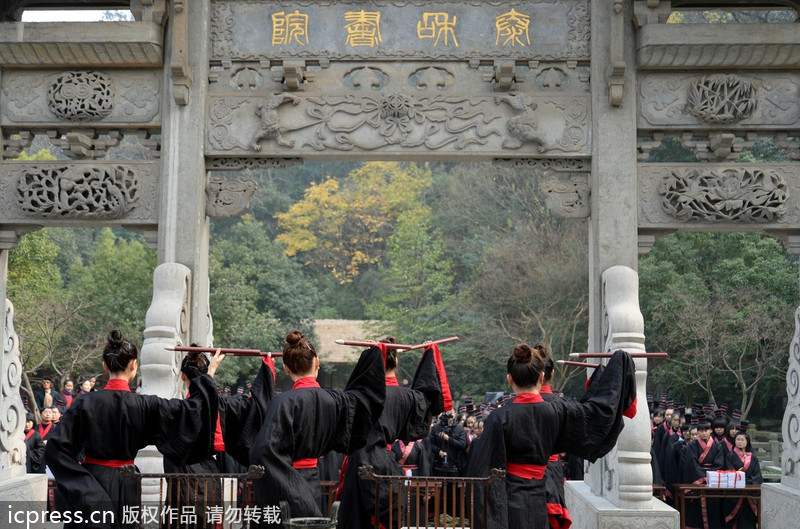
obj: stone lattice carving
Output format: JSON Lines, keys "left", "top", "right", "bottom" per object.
{"left": 685, "top": 75, "right": 756, "bottom": 124}
{"left": 409, "top": 67, "right": 454, "bottom": 90}
{"left": 1, "top": 299, "right": 25, "bottom": 478}
{"left": 344, "top": 67, "right": 389, "bottom": 90}
{"left": 657, "top": 167, "right": 788, "bottom": 223}
{"left": 252, "top": 93, "right": 301, "bottom": 150}
{"left": 207, "top": 157, "right": 303, "bottom": 170}
{"left": 495, "top": 93, "right": 548, "bottom": 151}
{"left": 209, "top": 99, "right": 249, "bottom": 150}
{"left": 782, "top": 306, "right": 800, "bottom": 487}
{"left": 17, "top": 165, "right": 139, "bottom": 219}
{"left": 48, "top": 72, "right": 114, "bottom": 121}
{"left": 539, "top": 173, "right": 590, "bottom": 218}
{"left": 545, "top": 98, "right": 589, "bottom": 152}
{"left": 205, "top": 173, "right": 258, "bottom": 218}
{"left": 231, "top": 67, "right": 264, "bottom": 90}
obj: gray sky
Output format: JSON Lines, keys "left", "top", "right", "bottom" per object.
{"left": 21, "top": 10, "right": 118, "bottom": 22}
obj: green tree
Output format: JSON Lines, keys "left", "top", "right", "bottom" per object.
{"left": 640, "top": 232, "right": 797, "bottom": 419}
{"left": 210, "top": 215, "right": 319, "bottom": 387}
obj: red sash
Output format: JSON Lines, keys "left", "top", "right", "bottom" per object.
{"left": 507, "top": 462, "right": 546, "bottom": 480}
{"left": 83, "top": 456, "right": 135, "bottom": 467}
{"left": 38, "top": 423, "right": 52, "bottom": 438}
{"left": 292, "top": 458, "right": 318, "bottom": 469}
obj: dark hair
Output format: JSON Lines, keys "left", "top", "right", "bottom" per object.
{"left": 25, "top": 412, "right": 35, "bottom": 424}
{"left": 383, "top": 336, "right": 398, "bottom": 370}
{"left": 507, "top": 343, "right": 545, "bottom": 388}
{"left": 180, "top": 348, "right": 209, "bottom": 380}
{"left": 697, "top": 420, "right": 711, "bottom": 430}
{"left": 734, "top": 432, "right": 753, "bottom": 452}
{"left": 103, "top": 329, "right": 139, "bottom": 373}
{"left": 711, "top": 416, "right": 728, "bottom": 431}
{"left": 680, "top": 424, "right": 691, "bottom": 434}
{"left": 283, "top": 330, "right": 317, "bottom": 375}
{"left": 533, "top": 343, "right": 554, "bottom": 383}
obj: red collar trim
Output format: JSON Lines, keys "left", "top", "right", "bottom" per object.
{"left": 25, "top": 429, "right": 35, "bottom": 440}
{"left": 540, "top": 385, "right": 553, "bottom": 394}
{"left": 104, "top": 379, "right": 132, "bottom": 392}
{"left": 514, "top": 393, "right": 544, "bottom": 404}
{"left": 385, "top": 376, "right": 399, "bottom": 387}
{"left": 292, "top": 376, "right": 320, "bottom": 389}
{"left": 38, "top": 423, "right": 52, "bottom": 437}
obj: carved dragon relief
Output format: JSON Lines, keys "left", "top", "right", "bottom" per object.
{"left": 205, "top": 173, "right": 259, "bottom": 218}
{"left": 207, "top": 93, "right": 590, "bottom": 156}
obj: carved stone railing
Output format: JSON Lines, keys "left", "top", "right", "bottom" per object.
{"left": 781, "top": 305, "right": 800, "bottom": 489}
{"left": 0, "top": 297, "right": 25, "bottom": 480}
{"left": 597, "top": 265, "right": 653, "bottom": 509}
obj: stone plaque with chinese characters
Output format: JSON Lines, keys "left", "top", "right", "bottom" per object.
{"left": 211, "top": 0, "right": 590, "bottom": 61}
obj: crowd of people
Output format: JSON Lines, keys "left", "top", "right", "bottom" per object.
{"left": 649, "top": 398, "right": 763, "bottom": 529}
{"left": 25, "top": 329, "right": 638, "bottom": 529}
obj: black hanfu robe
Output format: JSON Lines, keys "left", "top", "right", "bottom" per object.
{"left": 681, "top": 437, "right": 725, "bottom": 529}
{"left": 337, "top": 343, "right": 451, "bottom": 529}
{"left": 249, "top": 345, "right": 385, "bottom": 526}
{"left": 662, "top": 434, "right": 686, "bottom": 503}
{"left": 25, "top": 428, "right": 45, "bottom": 473}
{"left": 723, "top": 449, "right": 762, "bottom": 529}
{"left": 539, "top": 384, "right": 572, "bottom": 529}
{"left": 467, "top": 350, "right": 637, "bottom": 529}
{"left": 44, "top": 376, "right": 220, "bottom": 529}
{"left": 163, "top": 356, "right": 277, "bottom": 529}
{"left": 390, "top": 438, "right": 431, "bottom": 476}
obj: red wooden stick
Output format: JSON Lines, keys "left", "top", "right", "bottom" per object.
{"left": 166, "top": 346, "right": 283, "bottom": 357}
{"left": 558, "top": 360, "right": 600, "bottom": 369}
{"left": 569, "top": 352, "right": 668, "bottom": 359}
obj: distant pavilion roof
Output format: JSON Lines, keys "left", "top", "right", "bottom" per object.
{"left": 315, "top": 319, "right": 387, "bottom": 365}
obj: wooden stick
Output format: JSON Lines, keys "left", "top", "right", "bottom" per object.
{"left": 334, "top": 336, "right": 459, "bottom": 352}
{"left": 569, "top": 352, "right": 668, "bottom": 359}
{"left": 166, "top": 346, "right": 283, "bottom": 357}
{"left": 558, "top": 360, "right": 600, "bottom": 369}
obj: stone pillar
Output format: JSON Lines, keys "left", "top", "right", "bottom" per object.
{"left": 762, "top": 280, "right": 800, "bottom": 527}
{"left": 136, "top": 0, "right": 213, "bottom": 498}
{"left": 565, "top": 1, "right": 678, "bottom": 527}
{"left": 0, "top": 245, "right": 48, "bottom": 524}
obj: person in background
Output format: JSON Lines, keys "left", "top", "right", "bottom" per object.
{"left": 37, "top": 407, "right": 55, "bottom": 445}
{"left": 24, "top": 412, "right": 45, "bottom": 473}
{"left": 723, "top": 430, "right": 762, "bottom": 529}
{"left": 61, "top": 380, "right": 75, "bottom": 409}
{"left": 35, "top": 378, "right": 65, "bottom": 412}
{"left": 681, "top": 420, "right": 725, "bottom": 529}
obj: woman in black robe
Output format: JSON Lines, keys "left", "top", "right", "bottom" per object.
{"left": 249, "top": 330, "right": 385, "bottom": 526}
{"left": 44, "top": 330, "right": 224, "bottom": 529}
{"left": 467, "top": 345, "right": 637, "bottom": 529}
{"left": 681, "top": 420, "right": 725, "bottom": 529}
{"left": 723, "top": 432, "right": 762, "bottom": 529}
{"left": 337, "top": 341, "right": 452, "bottom": 529}
{"left": 535, "top": 344, "right": 572, "bottom": 529}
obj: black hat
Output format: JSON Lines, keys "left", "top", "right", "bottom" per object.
{"left": 739, "top": 420, "right": 749, "bottom": 432}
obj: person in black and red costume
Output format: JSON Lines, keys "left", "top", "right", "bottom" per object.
{"left": 467, "top": 345, "right": 637, "bottom": 529}
{"left": 44, "top": 330, "right": 224, "bottom": 529}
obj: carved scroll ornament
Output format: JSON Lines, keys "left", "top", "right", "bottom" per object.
{"left": 657, "top": 167, "right": 788, "bottom": 223}
{"left": 539, "top": 173, "right": 589, "bottom": 218}
{"left": 205, "top": 173, "right": 258, "bottom": 218}
{"left": 685, "top": 75, "right": 756, "bottom": 124}
{"left": 48, "top": 72, "right": 114, "bottom": 121}
{"left": 17, "top": 165, "right": 139, "bottom": 219}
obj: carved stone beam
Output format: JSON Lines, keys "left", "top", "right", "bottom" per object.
{"left": 272, "top": 60, "right": 317, "bottom": 91}
{"left": 638, "top": 229, "right": 676, "bottom": 255}
{"left": 633, "top": 0, "right": 673, "bottom": 27}
{"left": 608, "top": 1, "right": 627, "bottom": 107}
{"left": 131, "top": 0, "right": 168, "bottom": 25}
{"left": 170, "top": 0, "right": 192, "bottom": 105}
{"left": 205, "top": 172, "right": 259, "bottom": 218}
{"left": 764, "top": 231, "right": 800, "bottom": 256}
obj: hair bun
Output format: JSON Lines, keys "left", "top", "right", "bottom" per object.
{"left": 108, "top": 329, "right": 125, "bottom": 348}
{"left": 286, "top": 330, "right": 303, "bottom": 346}
{"left": 513, "top": 344, "right": 533, "bottom": 363}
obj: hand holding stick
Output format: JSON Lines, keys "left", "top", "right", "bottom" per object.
{"left": 166, "top": 345, "right": 282, "bottom": 357}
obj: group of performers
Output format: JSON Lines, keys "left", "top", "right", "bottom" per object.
{"left": 651, "top": 401, "right": 763, "bottom": 529}
{"left": 42, "top": 328, "right": 638, "bottom": 529}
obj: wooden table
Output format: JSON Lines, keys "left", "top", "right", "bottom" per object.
{"left": 673, "top": 484, "right": 761, "bottom": 528}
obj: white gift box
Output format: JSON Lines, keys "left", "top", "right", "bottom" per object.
{"left": 706, "top": 470, "right": 720, "bottom": 487}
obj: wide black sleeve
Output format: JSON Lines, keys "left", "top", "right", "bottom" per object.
{"left": 747, "top": 454, "right": 763, "bottom": 484}
{"left": 551, "top": 350, "right": 637, "bottom": 462}
{"left": 154, "top": 374, "right": 220, "bottom": 466}
{"left": 219, "top": 358, "right": 276, "bottom": 466}
{"left": 44, "top": 401, "right": 115, "bottom": 527}
{"left": 337, "top": 346, "right": 386, "bottom": 452}
{"left": 465, "top": 411, "right": 508, "bottom": 529}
